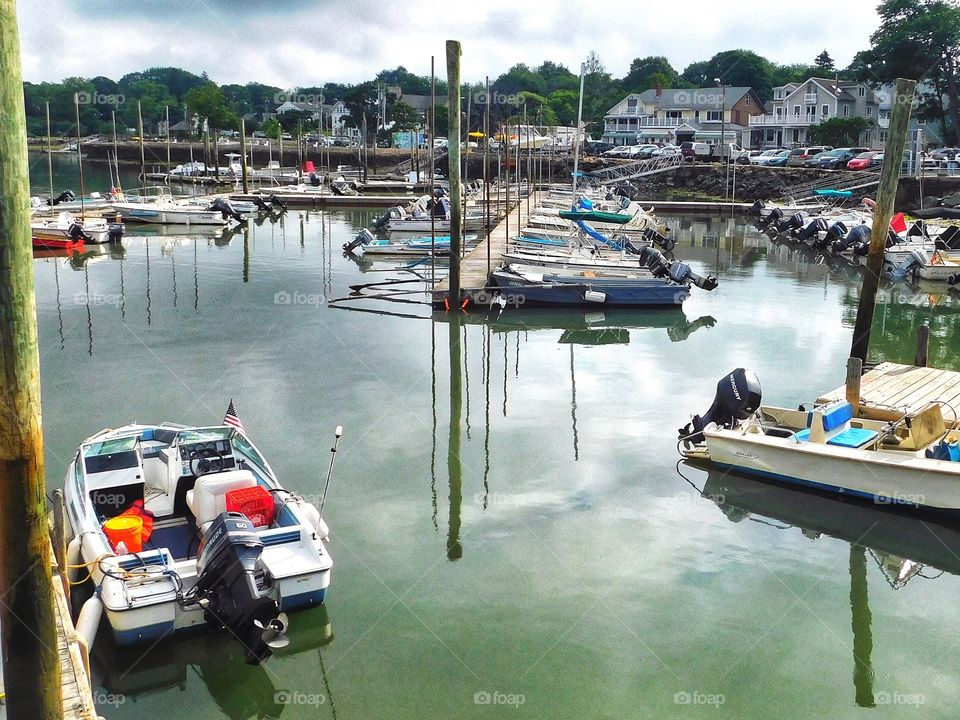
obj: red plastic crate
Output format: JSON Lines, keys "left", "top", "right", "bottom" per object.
{"left": 225, "top": 485, "right": 275, "bottom": 527}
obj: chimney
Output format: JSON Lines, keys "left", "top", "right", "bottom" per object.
{"left": 656, "top": 84, "right": 663, "bottom": 98}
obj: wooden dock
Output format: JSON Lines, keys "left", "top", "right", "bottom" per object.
{"left": 230, "top": 192, "right": 414, "bottom": 207}
{"left": 818, "top": 361, "right": 960, "bottom": 423}
{"left": 52, "top": 549, "right": 99, "bottom": 720}
{"left": 433, "top": 191, "right": 538, "bottom": 303}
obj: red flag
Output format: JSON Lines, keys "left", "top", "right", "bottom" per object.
{"left": 890, "top": 212, "right": 907, "bottom": 235}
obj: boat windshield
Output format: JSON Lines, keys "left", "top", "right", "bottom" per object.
{"left": 83, "top": 435, "right": 138, "bottom": 457}
{"left": 176, "top": 427, "right": 234, "bottom": 444}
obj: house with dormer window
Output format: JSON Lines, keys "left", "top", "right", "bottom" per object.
{"left": 748, "top": 78, "right": 881, "bottom": 148}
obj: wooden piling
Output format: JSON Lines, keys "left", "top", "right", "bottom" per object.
{"left": 137, "top": 100, "right": 146, "bottom": 187}
{"left": 845, "top": 356, "right": 863, "bottom": 414}
{"left": 240, "top": 118, "right": 250, "bottom": 194}
{"left": 0, "top": 1, "right": 62, "bottom": 715}
{"left": 915, "top": 323, "right": 929, "bottom": 368}
{"left": 446, "top": 40, "right": 462, "bottom": 303}
{"left": 849, "top": 78, "right": 917, "bottom": 363}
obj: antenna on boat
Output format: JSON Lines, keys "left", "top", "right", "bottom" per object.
{"left": 318, "top": 425, "right": 342, "bottom": 520}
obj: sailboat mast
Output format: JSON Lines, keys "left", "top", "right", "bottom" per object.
{"left": 571, "top": 63, "right": 586, "bottom": 198}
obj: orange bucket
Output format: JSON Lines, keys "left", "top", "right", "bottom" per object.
{"left": 103, "top": 515, "right": 143, "bottom": 553}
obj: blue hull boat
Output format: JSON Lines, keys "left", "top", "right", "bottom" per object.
{"left": 492, "top": 267, "right": 689, "bottom": 306}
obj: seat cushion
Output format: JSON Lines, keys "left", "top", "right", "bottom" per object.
{"left": 793, "top": 427, "right": 877, "bottom": 448}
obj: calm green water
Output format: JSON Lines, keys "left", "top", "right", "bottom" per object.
{"left": 31, "top": 195, "right": 960, "bottom": 717}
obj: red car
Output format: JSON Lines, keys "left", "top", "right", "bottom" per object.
{"left": 847, "top": 151, "right": 881, "bottom": 170}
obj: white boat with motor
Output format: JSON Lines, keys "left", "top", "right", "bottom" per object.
{"left": 679, "top": 369, "right": 960, "bottom": 510}
{"left": 64, "top": 416, "right": 341, "bottom": 664}
{"left": 112, "top": 187, "right": 231, "bottom": 225}
{"left": 31, "top": 211, "right": 123, "bottom": 245}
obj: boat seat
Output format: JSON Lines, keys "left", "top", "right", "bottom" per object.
{"left": 793, "top": 400, "right": 878, "bottom": 448}
{"left": 186, "top": 469, "right": 257, "bottom": 530}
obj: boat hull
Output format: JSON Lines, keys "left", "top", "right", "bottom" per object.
{"left": 493, "top": 270, "right": 687, "bottom": 306}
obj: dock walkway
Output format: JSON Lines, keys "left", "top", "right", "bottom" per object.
{"left": 53, "top": 543, "right": 99, "bottom": 720}
{"left": 434, "top": 191, "right": 538, "bottom": 303}
{"left": 818, "top": 361, "right": 960, "bottom": 422}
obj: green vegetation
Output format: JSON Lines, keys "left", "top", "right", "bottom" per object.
{"left": 809, "top": 117, "right": 872, "bottom": 146}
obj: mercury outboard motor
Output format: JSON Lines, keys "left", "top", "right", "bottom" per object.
{"left": 832, "top": 223, "right": 871, "bottom": 254}
{"left": 639, "top": 226, "right": 675, "bottom": 253}
{"left": 796, "top": 217, "right": 828, "bottom": 243}
{"left": 889, "top": 249, "right": 928, "bottom": 281}
{"left": 748, "top": 199, "right": 765, "bottom": 217}
{"left": 53, "top": 189, "right": 76, "bottom": 206}
{"left": 775, "top": 212, "right": 804, "bottom": 235}
{"left": 268, "top": 194, "right": 287, "bottom": 212}
{"left": 679, "top": 368, "right": 762, "bottom": 444}
{"left": 193, "top": 512, "right": 289, "bottom": 665}
{"left": 757, "top": 207, "right": 782, "bottom": 228}
{"left": 309, "top": 172, "right": 321, "bottom": 187}
{"left": 209, "top": 198, "right": 244, "bottom": 222}
{"left": 252, "top": 195, "right": 272, "bottom": 213}
{"left": 634, "top": 246, "right": 718, "bottom": 291}
{"left": 343, "top": 228, "right": 375, "bottom": 253}
{"left": 68, "top": 222, "right": 93, "bottom": 242}
{"left": 814, "top": 220, "right": 847, "bottom": 250}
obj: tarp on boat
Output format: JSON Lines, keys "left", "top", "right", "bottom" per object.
{"left": 558, "top": 210, "right": 632, "bottom": 224}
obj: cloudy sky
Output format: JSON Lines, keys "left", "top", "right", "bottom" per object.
{"left": 17, "top": 0, "right": 881, "bottom": 86}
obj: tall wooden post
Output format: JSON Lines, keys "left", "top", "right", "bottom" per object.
{"left": 446, "top": 40, "right": 462, "bottom": 304}
{"left": 137, "top": 100, "right": 146, "bottom": 187}
{"left": 239, "top": 118, "right": 250, "bottom": 194}
{"left": 0, "top": 2, "right": 62, "bottom": 716}
{"left": 850, "top": 78, "right": 916, "bottom": 363}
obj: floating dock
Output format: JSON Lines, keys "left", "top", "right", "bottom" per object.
{"left": 818, "top": 361, "right": 960, "bottom": 422}
{"left": 53, "top": 547, "right": 99, "bottom": 720}
{"left": 230, "top": 192, "right": 414, "bottom": 208}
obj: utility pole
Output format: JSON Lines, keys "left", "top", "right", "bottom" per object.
{"left": 0, "top": 1, "right": 62, "bottom": 716}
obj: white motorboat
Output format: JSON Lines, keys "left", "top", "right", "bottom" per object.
{"left": 112, "top": 187, "right": 229, "bottom": 225}
{"left": 31, "top": 211, "right": 121, "bottom": 245}
{"left": 680, "top": 369, "right": 960, "bottom": 510}
{"left": 64, "top": 418, "right": 339, "bottom": 663}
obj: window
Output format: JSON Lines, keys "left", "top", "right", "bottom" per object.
{"left": 793, "top": 105, "right": 800, "bottom": 116}
{"left": 666, "top": 110, "right": 682, "bottom": 120}
{"left": 694, "top": 110, "right": 700, "bottom": 121}
{"left": 867, "top": 105, "right": 873, "bottom": 117}
{"left": 879, "top": 130, "right": 888, "bottom": 143}
{"left": 627, "top": 98, "right": 638, "bottom": 111}
{"left": 858, "top": 86, "right": 865, "bottom": 97}
{"left": 822, "top": 104, "right": 829, "bottom": 117}
{"left": 745, "top": 96, "right": 750, "bottom": 106}
{"left": 775, "top": 90, "right": 782, "bottom": 99}
{"left": 775, "top": 107, "right": 782, "bottom": 118}
{"left": 706, "top": 110, "right": 722, "bottom": 122}
{"left": 843, "top": 105, "right": 849, "bottom": 117}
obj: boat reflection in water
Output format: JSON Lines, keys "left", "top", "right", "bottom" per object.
{"left": 695, "top": 466, "right": 960, "bottom": 708}
{"left": 91, "top": 603, "right": 335, "bottom": 719}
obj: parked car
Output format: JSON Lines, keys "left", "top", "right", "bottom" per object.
{"left": 847, "top": 151, "right": 882, "bottom": 170}
{"left": 631, "top": 144, "right": 660, "bottom": 158}
{"left": 756, "top": 149, "right": 790, "bottom": 167}
{"left": 867, "top": 152, "right": 884, "bottom": 169}
{"left": 750, "top": 149, "right": 781, "bottom": 165}
{"left": 786, "top": 146, "right": 833, "bottom": 167}
{"left": 651, "top": 144, "right": 681, "bottom": 157}
{"left": 680, "top": 141, "right": 710, "bottom": 160}
{"left": 810, "top": 147, "right": 870, "bottom": 169}
{"left": 930, "top": 147, "right": 958, "bottom": 161}
{"left": 585, "top": 141, "right": 614, "bottom": 155}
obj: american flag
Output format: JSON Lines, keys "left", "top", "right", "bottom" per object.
{"left": 223, "top": 399, "right": 244, "bottom": 432}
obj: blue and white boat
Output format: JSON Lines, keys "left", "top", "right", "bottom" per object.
{"left": 64, "top": 418, "right": 339, "bottom": 663}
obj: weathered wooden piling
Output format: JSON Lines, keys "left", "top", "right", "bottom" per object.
{"left": 915, "top": 323, "right": 929, "bottom": 368}
{"left": 0, "top": 1, "right": 62, "bottom": 715}
{"left": 446, "top": 40, "right": 462, "bottom": 304}
{"left": 240, "top": 118, "right": 250, "bottom": 194}
{"left": 849, "top": 78, "right": 916, "bottom": 363}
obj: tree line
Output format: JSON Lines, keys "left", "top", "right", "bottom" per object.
{"left": 22, "top": 0, "right": 959, "bottom": 145}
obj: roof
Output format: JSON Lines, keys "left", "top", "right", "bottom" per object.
{"left": 399, "top": 94, "right": 439, "bottom": 112}
{"left": 607, "top": 87, "right": 756, "bottom": 115}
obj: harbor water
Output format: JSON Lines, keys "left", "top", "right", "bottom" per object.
{"left": 33, "top": 158, "right": 960, "bottom": 719}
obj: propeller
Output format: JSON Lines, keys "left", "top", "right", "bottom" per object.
{"left": 256, "top": 612, "right": 290, "bottom": 649}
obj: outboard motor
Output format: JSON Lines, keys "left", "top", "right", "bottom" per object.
{"left": 252, "top": 195, "right": 273, "bottom": 213}
{"left": 667, "top": 261, "right": 719, "bottom": 291}
{"left": 948, "top": 273, "right": 959, "bottom": 286}
{"left": 832, "top": 223, "right": 871, "bottom": 254}
{"left": 268, "top": 194, "right": 287, "bottom": 212}
{"left": 53, "top": 189, "right": 76, "bottom": 206}
{"left": 796, "top": 217, "right": 828, "bottom": 243}
{"left": 679, "top": 368, "right": 762, "bottom": 444}
{"left": 343, "top": 228, "right": 375, "bottom": 253}
{"left": 775, "top": 212, "right": 804, "bottom": 235}
{"left": 192, "top": 512, "right": 289, "bottom": 665}
{"left": 68, "top": 222, "right": 93, "bottom": 243}
{"left": 209, "top": 198, "right": 244, "bottom": 222}
{"left": 639, "top": 226, "right": 675, "bottom": 253}
{"left": 816, "top": 220, "right": 847, "bottom": 250}
{"left": 308, "top": 172, "right": 321, "bottom": 187}
{"left": 889, "top": 248, "right": 928, "bottom": 281}
{"left": 433, "top": 196, "right": 450, "bottom": 218}
{"left": 757, "top": 207, "right": 782, "bottom": 229}
{"left": 107, "top": 220, "right": 124, "bottom": 242}
{"left": 748, "top": 199, "right": 765, "bottom": 217}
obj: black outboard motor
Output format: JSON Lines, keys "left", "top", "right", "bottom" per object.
{"left": 748, "top": 199, "right": 765, "bottom": 217}
{"left": 193, "top": 512, "right": 289, "bottom": 665}
{"left": 757, "top": 207, "right": 782, "bottom": 229}
{"left": 832, "top": 223, "right": 871, "bottom": 254}
{"left": 638, "top": 226, "right": 675, "bottom": 253}
{"left": 308, "top": 172, "right": 321, "bottom": 187}
{"left": 679, "top": 368, "right": 762, "bottom": 444}
{"left": 268, "top": 194, "right": 287, "bottom": 212}
{"left": 796, "top": 217, "right": 828, "bottom": 243}
{"left": 209, "top": 198, "right": 245, "bottom": 222}
{"left": 775, "top": 212, "right": 804, "bottom": 235}
{"left": 252, "top": 195, "right": 273, "bottom": 213}
{"left": 107, "top": 221, "right": 124, "bottom": 242}
{"left": 68, "top": 222, "right": 93, "bottom": 243}
{"left": 53, "top": 189, "right": 76, "bottom": 206}
{"left": 948, "top": 273, "right": 959, "bottom": 286}
{"left": 634, "top": 246, "right": 718, "bottom": 291}
{"left": 815, "top": 220, "right": 847, "bottom": 250}
{"left": 433, "top": 196, "right": 450, "bottom": 218}
{"left": 343, "top": 228, "right": 375, "bottom": 253}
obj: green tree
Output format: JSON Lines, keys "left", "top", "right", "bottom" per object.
{"left": 623, "top": 56, "right": 680, "bottom": 92}
{"left": 850, "top": 0, "right": 960, "bottom": 144}
{"left": 387, "top": 100, "right": 420, "bottom": 131}
{"left": 810, "top": 116, "right": 871, "bottom": 146}
{"left": 492, "top": 64, "right": 547, "bottom": 97}
{"left": 184, "top": 82, "right": 238, "bottom": 135}
{"left": 536, "top": 61, "right": 579, "bottom": 93}
{"left": 547, "top": 89, "right": 579, "bottom": 126}
{"left": 688, "top": 50, "right": 775, "bottom": 102}
{"left": 814, "top": 50, "right": 835, "bottom": 72}
{"left": 261, "top": 117, "right": 281, "bottom": 140}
